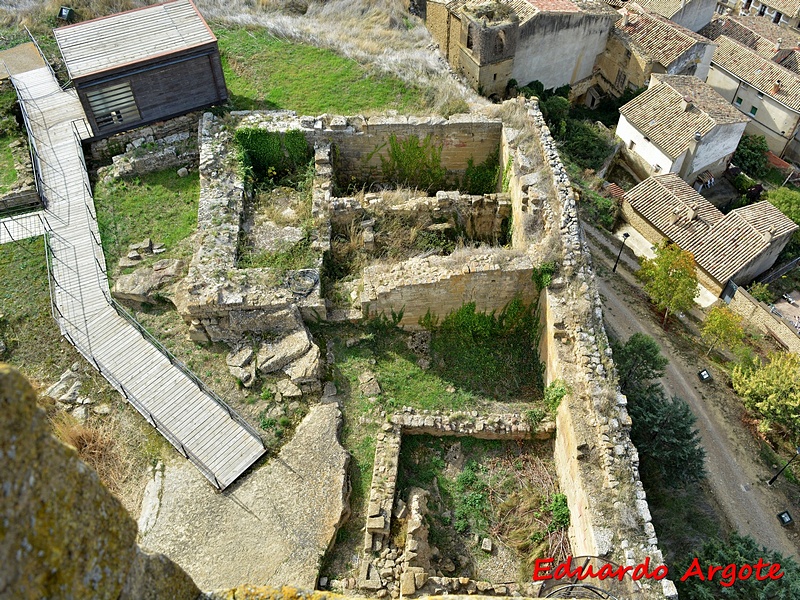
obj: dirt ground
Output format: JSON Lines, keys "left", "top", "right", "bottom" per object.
{"left": 585, "top": 223, "right": 800, "bottom": 559}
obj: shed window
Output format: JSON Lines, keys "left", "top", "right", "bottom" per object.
{"left": 86, "top": 82, "right": 140, "bottom": 132}
{"left": 749, "top": 105, "right": 758, "bottom": 116}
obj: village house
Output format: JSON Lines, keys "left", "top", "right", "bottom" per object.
{"left": 699, "top": 29, "right": 800, "bottom": 161}
{"left": 422, "top": 0, "right": 616, "bottom": 97}
{"left": 588, "top": 3, "right": 716, "bottom": 103}
{"left": 634, "top": 0, "right": 718, "bottom": 31}
{"left": 621, "top": 173, "right": 798, "bottom": 294}
{"left": 53, "top": 0, "right": 227, "bottom": 139}
{"left": 616, "top": 74, "right": 749, "bottom": 184}
{"left": 736, "top": 0, "right": 800, "bottom": 30}
{"left": 700, "top": 14, "right": 800, "bottom": 72}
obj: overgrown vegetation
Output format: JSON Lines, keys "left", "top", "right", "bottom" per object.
{"left": 396, "top": 436, "right": 567, "bottom": 582}
{"left": 461, "top": 149, "right": 500, "bottom": 195}
{"left": 379, "top": 134, "right": 447, "bottom": 193}
{"left": 578, "top": 188, "right": 617, "bottom": 230}
{"left": 0, "top": 134, "right": 18, "bottom": 195}
{"left": 733, "top": 134, "right": 770, "bottom": 179}
{"left": 234, "top": 128, "right": 312, "bottom": 183}
{"left": 94, "top": 170, "right": 200, "bottom": 271}
{"left": 421, "top": 297, "right": 544, "bottom": 401}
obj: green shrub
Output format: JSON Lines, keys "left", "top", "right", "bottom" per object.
{"left": 462, "top": 148, "right": 500, "bottom": 195}
{"left": 732, "top": 172, "right": 756, "bottom": 193}
{"left": 544, "top": 380, "right": 568, "bottom": 414}
{"left": 379, "top": 134, "right": 446, "bottom": 192}
{"left": 546, "top": 493, "right": 570, "bottom": 531}
{"left": 733, "top": 135, "right": 770, "bottom": 179}
{"left": 234, "top": 128, "right": 312, "bottom": 183}
{"left": 532, "top": 261, "right": 556, "bottom": 292}
{"left": 748, "top": 282, "right": 773, "bottom": 304}
{"left": 580, "top": 189, "right": 617, "bottom": 230}
{"left": 561, "top": 119, "right": 613, "bottom": 171}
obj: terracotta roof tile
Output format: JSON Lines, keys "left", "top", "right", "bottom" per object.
{"left": 619, "top": 75, "right": 748, "bottom": 159}
{"left": 616, "top": 4, "right": 712, "bottom": 67}
{"left": 700, "top": 14, "right": 800, "bottom": 61}
{"left": 711, "top": 36, "right": 800, "bottom": 111}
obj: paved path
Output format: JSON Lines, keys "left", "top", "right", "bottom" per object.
{"left": 586, "top": 223, "right": 798, "bottom": 558}
{"left": 4, "top": 63, "right": 265, "bottom": 490}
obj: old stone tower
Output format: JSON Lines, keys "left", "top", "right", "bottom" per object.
{"left": 458, "top": 2, "right": 520, "bottom": 98}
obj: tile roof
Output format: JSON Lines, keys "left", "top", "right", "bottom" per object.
{"left": 756, "top": 0, "right": 800, "bottom": 18}
{"left": 625, "top": 175, "right": 798, "bottom": 283}
{"left": 54, "top": 0, "right": 214, "bottom": 80}
{"left": 619, "top": 75, "right": 748, "bottom": 159}
{"left": 700, "top": 14, "right": 800, "bottom": 61}
{"left": 635, "top": 0, "right": 701, "bottom": 19}
{"left": 777, "top": 50, "right": 800, "bottom": 74}
{"left": 446, "top": 0, "right": 612, "bottom": 23}
{"left": 616, "top": 4, "right": 712, "bottom": 68}
{"left": 711, "top": 36, "right": 800, "bottom": 111}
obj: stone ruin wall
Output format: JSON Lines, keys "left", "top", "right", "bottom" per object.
{"left": 88, "top": 112, "right": 202, "bottom": 163}
{"left": 521, "top": 99, "right": 677, "bottom": 600}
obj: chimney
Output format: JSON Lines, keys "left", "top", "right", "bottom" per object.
{"left": 669, "top": 210, "right": 679, "bottom": 225}
{"left": 621, "top": 9, "right": 629, "bottom": 26}
{"left": 775, "top": 38, "right": 782, "bottom": 52}
{"left": 771, "top": 80, "right": 782, "bottom": 94}
{"left": 687, "top": 203, "right": 696, "bottom": 221}
{"left": 682, "top": 96, "right": 693, "bottom": 111}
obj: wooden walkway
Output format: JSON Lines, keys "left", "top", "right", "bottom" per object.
{"left": 6, "top": 66, "right": 265, "bottom": 490}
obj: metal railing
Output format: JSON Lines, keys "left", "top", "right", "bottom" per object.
{"left": 11, "top": 70, "right": 264, "bottom": 488}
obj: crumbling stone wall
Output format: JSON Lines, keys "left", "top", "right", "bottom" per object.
{"left": 729, "top": 287, "right": 800, "bottom": 354}
{"left": 361, "top": 249, "right": 535, "bottom": 329}
{"left": 89, "top": 112, "right": 202, "bottom": 163}
{"left": 524, "top": 99, "right": 677, "bottom": 600}
{"left": 0, "top": 364, "right": 199, "bottom": 600}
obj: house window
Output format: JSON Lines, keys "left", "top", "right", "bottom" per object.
{"left": 758, "top": 4, "right": 766, "bottom": 16}
{"left": 615, "top": 69, "right": 627, "bottom": 90}
{"left": 735, "top": 96, "right": 743, "bottom": 105}
{"left": 495, "top": 31, "right": 506, "bottom": 54}
{"left": 493, "top": 73, "right": 497, "bottom": 81}
{"left": 467, "top": 27, "right": 474, "bottom": 50}
{"left": 773, "top": 11, "right": 782, "bottom": 23}
{"left": 629, "top": 139, "right": 636, "bottom": 150}
{"left": 750, "top": 105, "right": 758, "bottom": 116}
{"left": 86, "top": 81, "right": 140, "bottom": 132}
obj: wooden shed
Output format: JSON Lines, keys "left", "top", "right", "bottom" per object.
{"left": 53, "top": 0, "right": 227, "bottom": 139}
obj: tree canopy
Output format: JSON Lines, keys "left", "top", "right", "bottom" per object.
{"left": 733, "top": 134, "right": 770, "bottom": 179}
{"left": 612, "top": 332, "right": 669, "bottom": 396}
{"left": 701, "top": 305, "right": 744, "bottom": 357}
{"left": 732, "top": 352, "right": 800, "bottom": 442}
{"left": 637, "top": 242, "right": 698, "bottom": 327}
{"left": 675, "top": 533, "right": 800, "bottom": 599}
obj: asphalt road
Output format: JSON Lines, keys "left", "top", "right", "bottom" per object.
{"left": 586, "top": 225, "right": 798, "bottom": 559}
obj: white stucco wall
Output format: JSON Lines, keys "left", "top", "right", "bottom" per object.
{"left": 705, "top": 64, "right": 800, "bottom": 156}
{"left": 669, "top": 0, "right": 717, "bottom": 31}
{"left": 512, "top": 12, "right": 614, "bottom": 90}
{"left": 686, "top": 121, "right": 748, "bottom": 178}
{"left": 694, "top": 44, "right": 716, "bottom": 81}
{"left": 616, "top": 114, "right": 677, "bottom": 175}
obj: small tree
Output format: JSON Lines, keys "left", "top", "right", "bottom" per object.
{"left": 732, "top": 351, "right": 800, "bottom": 441}
{"left": 612, "top": 332, "right": 669, "bottom": 396}
{"left": 628, "top": 384, "right": 706, "bottom": 486}
{"left": 766, "top": 187, "right": 800, "bottom": 254}
{"left": 733, "top": 134, "right": 770, "bottom": 178}
{"left": 701, "top": 305, "right": 744, "bottom": 357}
{"left": 748, "top": 281, "right": 773, "bottom": 304}
{"left": 637, "top": 242, "right": 698, "bottom": 327}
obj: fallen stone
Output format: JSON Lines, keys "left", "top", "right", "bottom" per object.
{"left": 276, "top": 378, "right": 302, "bottom": 398}
{"left": 359, "top": 371, "right": 382, "bottom": 396}
{"left": 322, "top": 381, "right": 337, "bottom": 398}
{"left": 71, "top": 405, "right": 88, "bottom": 423}
{"left": 226, "top": 346, "right": 254, "bottom": 369}
{"left": 0, "top": 339, "right": 6, "bottom": 355}
{"left": 112, "top": 259, "right": 185, "bottom": 306}
{"left": 93, "top": 403, "right": 113, "bottom": 416}
{"left": 177, "top": 167, "right": 189, "bottom": 178}
{"left": 58, "top": 380, "right": 82, "bottom": 404}
{"left": 481, "top": 537, "right": 493, "bottom": 552}
{"left": 283, "top": 343, "right": 321, "bottom": 385}
{"left": 399, "top": 571, "right": 416, "bottom": 596}
{"left": 257, "top": 330, "right": 311, "bottom": 374}
{"left": 45, "top": 370, "right": 78, "bottom": 400}
{"left": 127, "top": 250, "right": 142, "bottom": 260}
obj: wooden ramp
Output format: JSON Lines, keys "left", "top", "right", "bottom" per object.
{"left": 7, "top": 66, "right": 265, "bottom": 490}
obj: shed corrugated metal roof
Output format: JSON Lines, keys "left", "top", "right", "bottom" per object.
{"left": 54, "top": 0, "right": 215, "bottom": 80}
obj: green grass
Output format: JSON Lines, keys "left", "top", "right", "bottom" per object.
{"left": 0, "top": 135, "right": 18, "bottom": 194}
{"left": 214, "top": 25, "right": 424, "bottom": 114}
{"left": 94, "top": 169, "right": 200, "bottom": 271}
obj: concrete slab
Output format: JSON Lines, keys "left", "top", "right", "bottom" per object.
{"left": 0, "top": 43, "right": 46, "bottom": 79}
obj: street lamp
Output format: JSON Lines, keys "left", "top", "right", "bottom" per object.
{"left": 613, "top": 233, "right": 630, "bottom": 273}
{"left": 768, "top": 447, "right": 800, "bottom": 486}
